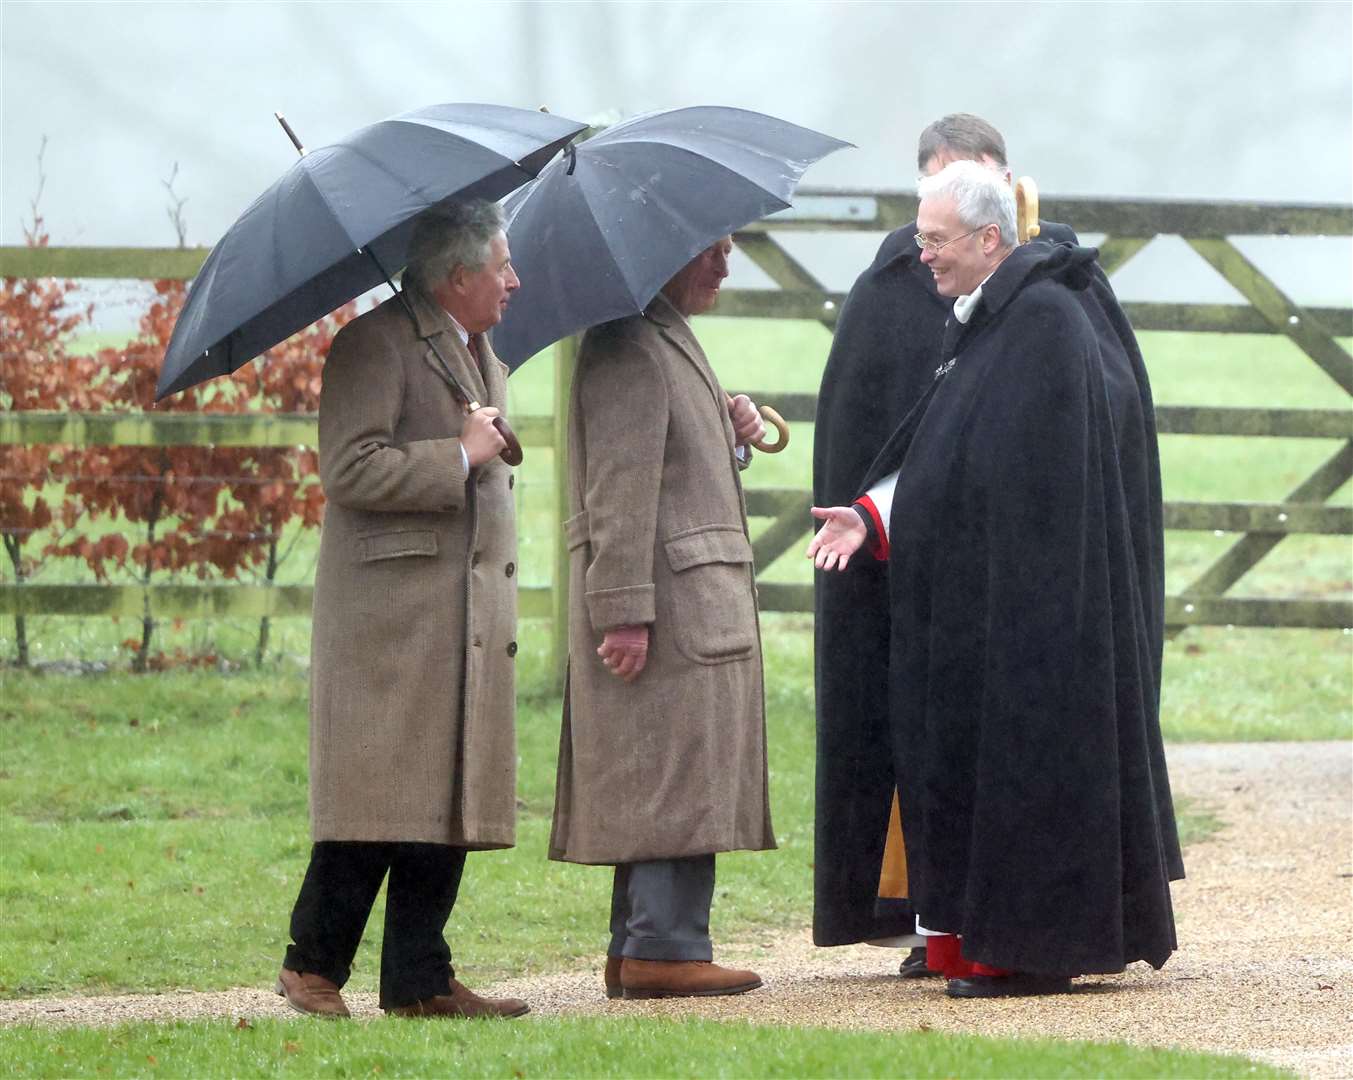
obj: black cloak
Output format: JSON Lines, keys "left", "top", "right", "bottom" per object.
{"left": 859, "top": 241, "right": 1182, "bottom": 975}
{"left": 811, "top": 220, "right": 1076, "bottom": 947}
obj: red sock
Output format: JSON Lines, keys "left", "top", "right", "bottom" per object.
{"left": 970, "top": 961, "right": 1012, "bottom": 977}
{"left": 925, "top": 935, "right": 974, "bottom": 978}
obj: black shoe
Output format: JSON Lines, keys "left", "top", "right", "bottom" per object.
{"left": 946, "top": 972, "right": 1071, "bottom": 998}
{"left": 898, "top": 946, "right": 939, "bottom": 979}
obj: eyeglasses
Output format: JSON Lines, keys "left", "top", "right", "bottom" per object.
{"left": 914, "top": 226, "right": 987, "bottom": 254}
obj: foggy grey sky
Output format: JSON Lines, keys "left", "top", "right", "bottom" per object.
{"left": 2, "top": 0, "right": 1350, "bottom": 312}
{"left": 3, "top": 0, "right": 1350, "bottom": 247}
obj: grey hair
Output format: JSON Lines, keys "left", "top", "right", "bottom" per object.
{"left": 916, "top": 113, "right": 1007, "bottom": 173}
{"left": 403, "top": 199, "right": 506, "bottom": 292}
{"left": 917, "top": 160, "right": 1017, "bottom": 248}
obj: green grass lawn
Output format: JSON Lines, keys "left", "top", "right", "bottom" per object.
{"left": 0, "top": 1016, "right": 1286, "bottom": 1079}
{"left": 0, "top": 640, "right": 1294, "bottom": 1077}
{"left": 0, "top": 609, "right": 1328, "bottom": 1004}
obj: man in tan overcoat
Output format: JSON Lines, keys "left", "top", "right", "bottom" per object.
{"left": 274, "top": 201, "right": 528, "bottom": 1021}
{"left": 551, "top": 237, "right": 776, "bottom": 1000}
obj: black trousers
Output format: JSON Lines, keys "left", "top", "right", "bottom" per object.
{"left": 283, "top": 841, "right": 466, "bottom": 1010}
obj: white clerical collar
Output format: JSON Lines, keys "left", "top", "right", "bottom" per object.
{"left": 952, "top": 246, "right": 1020, "bottom": 324}
{"left": 952, "top": 286, "right": 982, "bottom": 325}
{"left": 953, "top": 266, "right": 1000, "bottom": 325}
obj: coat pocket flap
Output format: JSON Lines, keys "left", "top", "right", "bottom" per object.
{"left": 358, "top": 529, "right": 438, "bottom": 562}
{"left": 563, "top": 510, "right": 591, "bottom": 551}
{"left": 664, "top": 527, "right": 753, "bottom": 572}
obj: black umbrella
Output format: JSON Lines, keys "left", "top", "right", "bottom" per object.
{"left": 492, "top": 106, "right": 851, "bottom": 369}
{"left": 156, "top": 103, "right": 586, "bottom": 401}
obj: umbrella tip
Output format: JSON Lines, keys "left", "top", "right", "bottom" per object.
{"left": 538, "top": 105, "right": 551, "bottom": 114}
{"left": 275, "top": 112, "right": 306, "bottom": 157}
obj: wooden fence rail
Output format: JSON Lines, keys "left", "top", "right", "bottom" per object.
{"left": 4, "top": 188, "right": 1352, "bottom": 664}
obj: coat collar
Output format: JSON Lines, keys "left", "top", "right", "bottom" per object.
{"left": 402, "top": 282, "right": 460, "bottom": 341}
{"left": 644, "top": 292, "right": 724, "bottom": 408}
{"left": 645, "top": 292, "right": 703, "bottom": 360}
{"left": 644, "top": 290, "right": 684, "bottom": 329}
{"left": 401, "top": 284, "right": 490, "bottom": 403}
{"left": 970, "top": 243, "right": 1044, "bottom": 322}
{"left": 941, "top": 241, "right": 1099, "bottom": 359}
{"left": 971, "top": 240, "right": 1099, "bottom": 321}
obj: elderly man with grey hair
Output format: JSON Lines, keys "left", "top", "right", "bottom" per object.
{"left": 274, "top": 199, "right": 529, "bottom": 1021}
{"left": 811, "top": 115, "right": 1083, "bottom": 978}
{"left": 809, "top": 160, "right": 1181, "bottom": 998}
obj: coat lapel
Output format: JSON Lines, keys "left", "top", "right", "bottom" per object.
{"left": 474, "top": 333, "right": 508, "bottom": 410}
{"left": 645, "top": 293, "right": 741, "bottom": 467}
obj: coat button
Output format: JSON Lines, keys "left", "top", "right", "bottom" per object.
{"left": 506, "top": 641, "right": 518, "bottom": 657}
{"left": 471, "top": 552, "right": 481, "bottom": 568}
{"left": 508, "top": 475, "right": 515, "bottom": 490}
{"left": 505, "top": 562, "right": 515, "bottom": 578}
{"left": 473, "top": 637, "right": 483, "bottom": 648}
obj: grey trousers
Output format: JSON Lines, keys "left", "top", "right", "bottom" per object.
{"left": 608, "top": 855, "right": 716, "bottom": 961}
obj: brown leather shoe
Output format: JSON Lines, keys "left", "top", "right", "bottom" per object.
{"left": 604, "top": 956, "right": 623, "bottom": 999}
{"left": 387, "top": 978, "right": 529, "bottom": 1019}
{"left": 620, "top": 958, "right": 763, "bottom": 999}
{"left": 275, "top": 968, "right": 350, "bottom": 1019}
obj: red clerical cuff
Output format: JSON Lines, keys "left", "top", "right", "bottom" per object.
{"left": 854, "top": 496, "right": 890, "bottom": 561}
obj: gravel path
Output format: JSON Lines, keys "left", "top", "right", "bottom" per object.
{"left": 3, "top": 742, "right": 1350, "bottom": 1078}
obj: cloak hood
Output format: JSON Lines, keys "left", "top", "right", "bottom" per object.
{"left": 979, "top": 241, "right": 1101, "bottom": 320}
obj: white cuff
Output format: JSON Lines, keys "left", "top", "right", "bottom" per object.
{"left": 864, "top": 469, "right": 899, "bottom": 542}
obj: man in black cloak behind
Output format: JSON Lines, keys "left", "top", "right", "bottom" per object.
{"left": 810, "top": 160, "right": 1183, "bottom": 998}
{"left": 811, "top": 115, "right": 1076, "bottom": 966}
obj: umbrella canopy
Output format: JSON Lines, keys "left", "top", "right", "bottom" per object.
{"left": 156, "top": 103, "right": 586, "bottom": 400}
{"left": 493, "top": 106, "right": 851, "bottom": 368}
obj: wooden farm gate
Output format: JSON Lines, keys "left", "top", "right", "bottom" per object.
{"left": 3, "top": 189, "right": 1351, "bottom": 674}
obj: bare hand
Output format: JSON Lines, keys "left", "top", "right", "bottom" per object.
{"left": 806, "top": 506, "right": 866, "bottom": 571}
{"left": 462, "top": 407, "right": 507, "bottom": 468}
{"left": 597, "top": 624, "right": 650, "bottom": 682}
{"left": 728, "top": 394, "right": 766, "bottom": 447}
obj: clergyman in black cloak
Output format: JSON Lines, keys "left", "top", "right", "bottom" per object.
{"left": 811, "top": 160, "right": 1183, "bottom": 995}
{"left": 811, "top": 114, "right": 1075, "bottom": 951}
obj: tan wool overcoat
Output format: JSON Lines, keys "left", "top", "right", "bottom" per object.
{"left": 549, "top": 293, "right": 775, "bottom": 865}
{"left": 309, "top": 285, "right": 518, "bottom": 849}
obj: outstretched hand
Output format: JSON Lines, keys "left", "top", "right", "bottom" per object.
{"left": 806, "top": 506, "right": 867, "bottom": 571}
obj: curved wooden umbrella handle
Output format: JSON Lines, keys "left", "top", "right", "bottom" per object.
{"left": 1015, "top": 176, "right": 1041, "bottom": 244}
{"left": 493, "top": 416, "right": 524, "bottom": 467}
{"left": 751, "top": 405, "right": 790, "bottom": 454}
{"left": 466, "top": 401, "right": 524, "bottom": 467}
